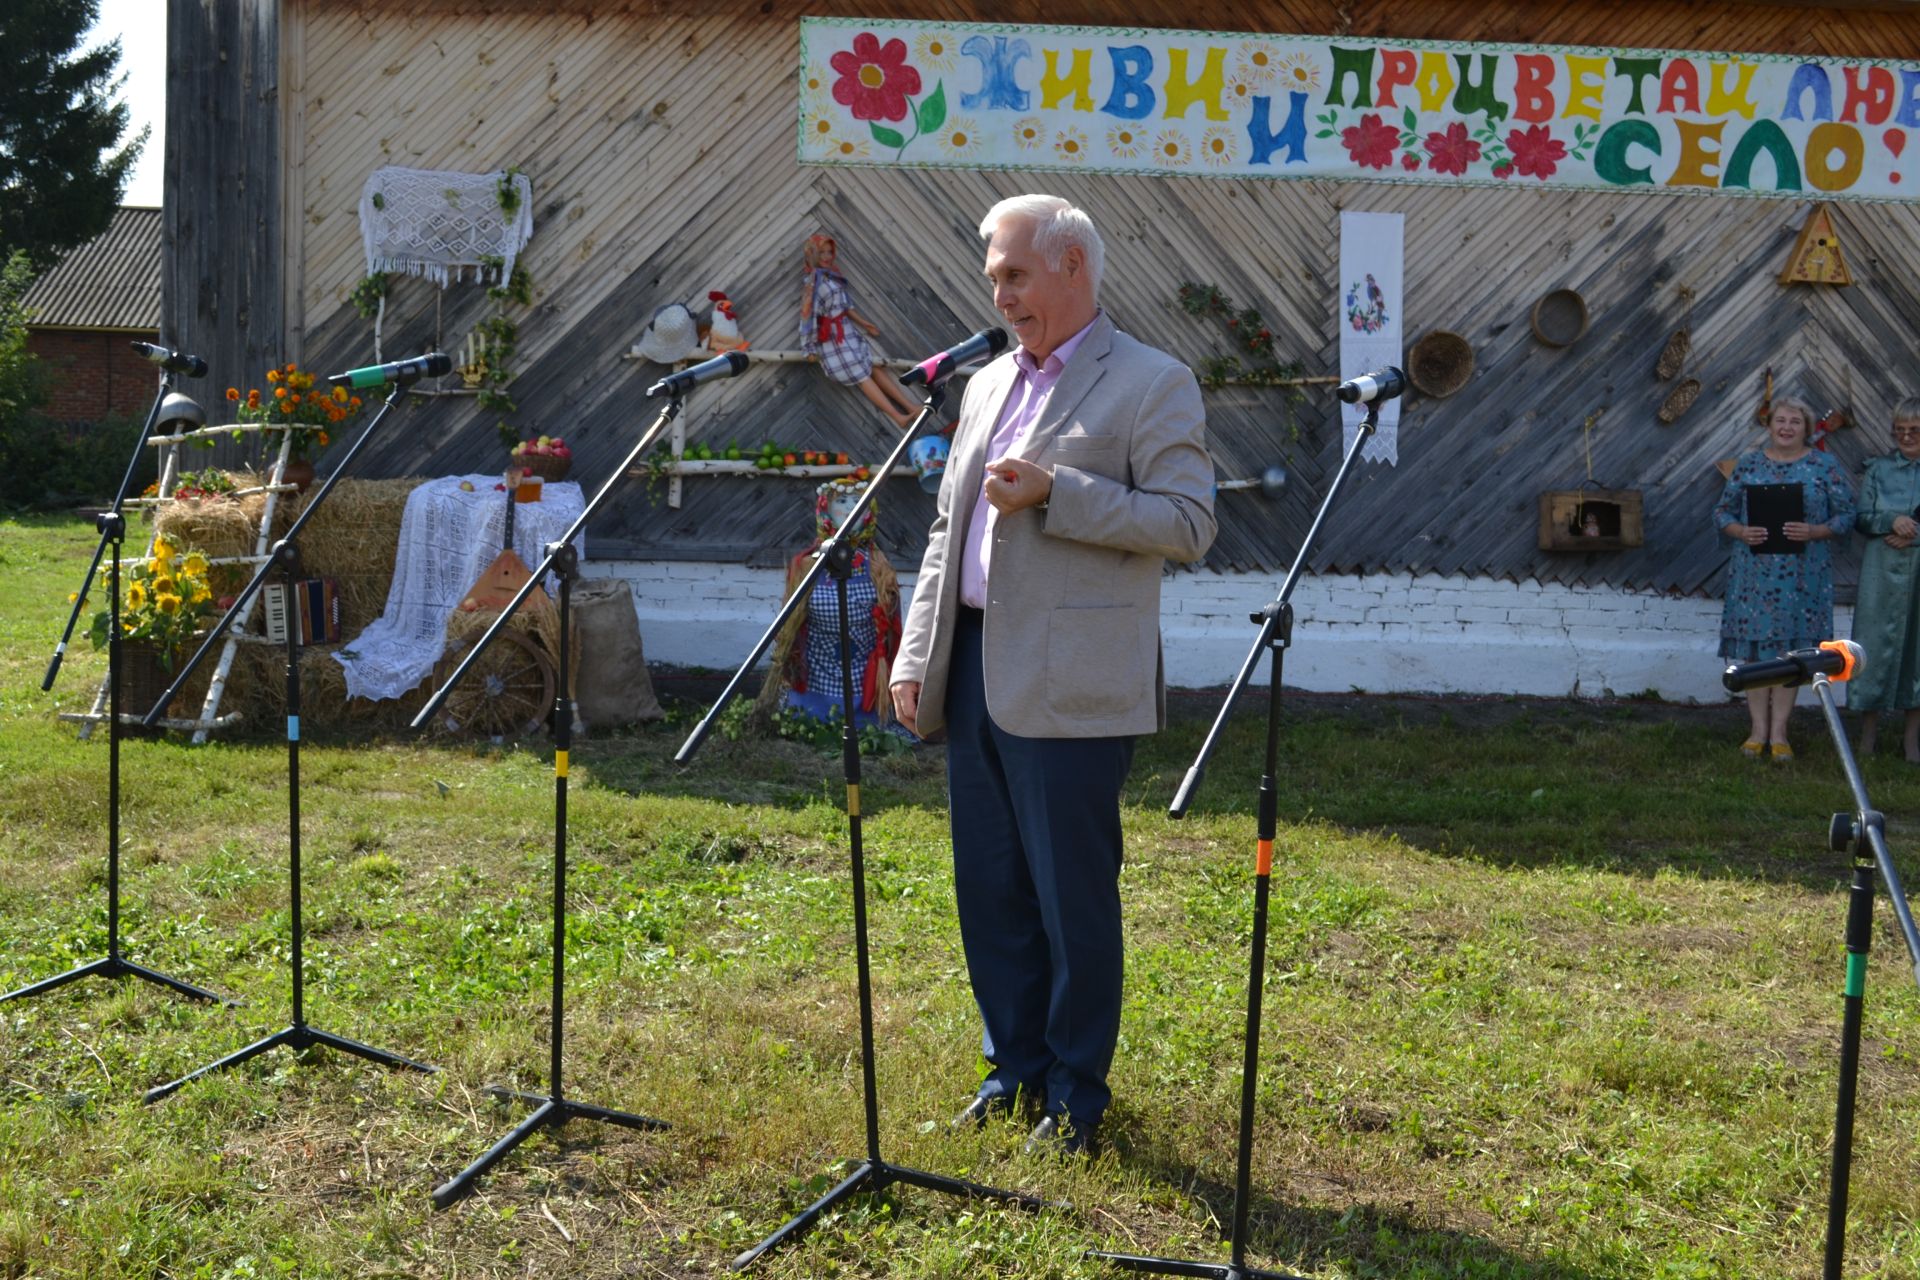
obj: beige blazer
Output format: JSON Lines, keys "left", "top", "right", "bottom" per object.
{"left": 893, "top": 313, "right": 1216, "bottom": 740}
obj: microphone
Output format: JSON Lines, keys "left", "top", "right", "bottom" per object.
{"left": 1723, "top": 639, "right": 1863, "bottom": 692}
{"left": 900, "top": 327, "right": 1009, "bottom": 387}
{"left": 131, "top": 341, "right": 207, "bottom": 378}
{"left": 646, "top": 349, "right": 750, "bottom": 398}
{"left": 327, "top": 352, "right": 453, "bottom": 389}
{"left": 1336, "top": 366, "right": 1406, "bottom": 405}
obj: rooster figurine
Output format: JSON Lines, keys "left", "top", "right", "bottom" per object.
{"left": 706, "top": 289, "right": 748, "bottom": 353}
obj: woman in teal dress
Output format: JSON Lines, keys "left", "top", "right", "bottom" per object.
{"left": 1850, "top": 397, "right": 1920, "bottom": 760}
{"left": 1713, "top": 397, "right": 1856, "bottom": 760}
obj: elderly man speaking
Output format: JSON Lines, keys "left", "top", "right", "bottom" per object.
{"left": 890, "top": 194, "right": 1216, "bottom": 1156}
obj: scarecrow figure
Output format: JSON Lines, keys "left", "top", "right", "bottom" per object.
{"left": 755, "top": 478, "right": 905, "bottom": 733}
{"left": 799, "top": 232, "right": 919, "bottom": 428}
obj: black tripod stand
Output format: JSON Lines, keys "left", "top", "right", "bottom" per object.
{"left": 6, "top": 376, "right": 228, "bottom": 1006}
{"left": 1750, "top": 669, "right": 1920, "bottom": 1279}
{"left": 1088, "top": 402, "right": 1382, "bottom": 1280}
{"left": 678, "top": 377, "right": 1047, "bottom": 1272}
{"left": 140, "top": 383, "right": 438, "bottom": 1102}
{"left": 414, "top": 401, "right": 683, "bottom": 1207}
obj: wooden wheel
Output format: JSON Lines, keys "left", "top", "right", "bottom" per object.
{"left": 431, "top": 627, "right": 555, "bottom": 738}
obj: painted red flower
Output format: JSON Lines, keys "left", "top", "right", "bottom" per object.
{"left": 1423, "top": 122, "right": 1482, "bottom": 176}
{"left": 1506, "top": 124, "right": 1567, "bottom": 180}
{"left": 1339, "top": 113, "right": 1398, "bottom": 170}
{"left": 1400, "top": 152, "right": 1420, "bottom": 171}
{"left": 830, "top": 32, "right": 922, "bottom": 123}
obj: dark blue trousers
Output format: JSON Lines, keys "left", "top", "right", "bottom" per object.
{"left": 945, "top": 608, "right": 1135, "bottom": 1129}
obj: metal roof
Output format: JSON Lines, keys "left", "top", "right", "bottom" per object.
{"left": 21, "top": 207, "right": 162, "bottom": 332}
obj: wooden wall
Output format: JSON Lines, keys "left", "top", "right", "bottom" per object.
{"left": 170, "top": 0, "right": 1920, "bottom": 593}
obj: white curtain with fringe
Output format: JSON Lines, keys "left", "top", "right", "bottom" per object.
{"left": 358, "top": 166, "right": 534, "bottom": 287}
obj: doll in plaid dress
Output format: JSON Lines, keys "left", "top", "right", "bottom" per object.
{"left": 800, "top": 233, "right": 920, "bottom": 428}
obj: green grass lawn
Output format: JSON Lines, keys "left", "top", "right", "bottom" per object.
{"left": 2, "top": 510, "right": 1918, "bottom": 1279}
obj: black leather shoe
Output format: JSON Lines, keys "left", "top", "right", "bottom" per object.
{"left": 949, "top": 1093, "right": 1011, "bottom": 1131}
{"left": 1023, "top": 1114, "right": 1098, "bottom": 1158}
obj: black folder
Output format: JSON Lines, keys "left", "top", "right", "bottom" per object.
{"left": 1746, "top": 483, "right": 1805, "bottom": 555}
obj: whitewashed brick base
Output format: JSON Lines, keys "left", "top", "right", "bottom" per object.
{"left": 583, "top": 561, "right": 1849, "bottom": 704}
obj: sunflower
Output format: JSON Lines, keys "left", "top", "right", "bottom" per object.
{"left": 934, "top": 116, "right": 982, "bottom": 160}
{"left": 911, "top": 31, "right": 959, "bottom": 74}
{"left": 183, "top": 552, "right": 210, "bottom": 577}
{"left": 1275, "top": 50, "right": 1321, "bottom": 92}
{"left": 1200, "top": 125, "right": 1240, "bottom": 167}
{"left": 156, "top": 593, "right": 182, "bottom": 616}
{"left": 1234, "top": 40, "right": 1278, "bottom": 86}
{"left": 1153, "top": 128, "right": 1193, "bottom": 167}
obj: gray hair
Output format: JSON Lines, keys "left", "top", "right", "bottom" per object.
{"left": 1770, "top": 396, "right": 1816, "bottom": 437}
{"left": 1894, "top": 396, "right": 1920, "bottom": 423}
{"left": 978, "top": 194, "right": 1104, "bottom": 297}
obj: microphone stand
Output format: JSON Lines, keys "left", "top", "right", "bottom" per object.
{"left": 677, "top": 381, "right": 1048, "bottom": 1272}
{"left": 1088, "top": 401, "right": 1382, "bottom": 1280}
{"left": 1803, "top": 675, "right": 1920, "bottom": 1280}
{"left": 414, "top": 397, "right": 682, "bottom": 1208}
{"left": 5, "top": 371, "right": 229, "bottom": 1006}
{"left": 141, "top": 383, "right": 438, "bottom": 1103}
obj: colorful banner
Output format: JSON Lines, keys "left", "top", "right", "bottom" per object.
{"left": 799, "top": 18, "right": 1920, "bottom": 202}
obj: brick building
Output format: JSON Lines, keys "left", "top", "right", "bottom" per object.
{"left": 22, "top": 207, "right": 162, "bottom": 425}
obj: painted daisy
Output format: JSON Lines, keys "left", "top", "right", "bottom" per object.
{"left": 936, "top": 116, "right": 981, "bottom": 160}
{"left": 1013, "top": 116, "right": 1046, "bottom": 150}
{"left": 801, "top": 112, "right": 839, "bottom": 153}
{"left": 827, "top": 134, "right": 872, "bottom": 161}
{"left": 1107, "top": 124, "right": 1145, "bottom": 159}
{"left": 1235, "top": 40, "right": 1279, "bottom": 86}
{"left": 1225, "top": 75, "right": 1258, "bottom": 110}
{"left": 801, "top": 63, "right": 832, "bottom": 106}
{"left": 1200, "top": 125, "right": 1239, "bottom": 167}
{"left": 1153, "top": 127, "right": 1192, "bottom": 167}
{"left": 1053, "top": 127, "right": 1090, "bottom": 163}
{"left": 1276, "top": 51, "right": 1321, "bottom": 93}
{"left": 912, "top": 31, "right": 959, "bottom": 74}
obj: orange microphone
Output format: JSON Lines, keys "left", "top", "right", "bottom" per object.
{"left": 1723, "top": 639, "right": 1863, "bottom": 692}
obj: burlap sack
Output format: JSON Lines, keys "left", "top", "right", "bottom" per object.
{"left": 572, "top": 577, "right": 662, "bottom": 729}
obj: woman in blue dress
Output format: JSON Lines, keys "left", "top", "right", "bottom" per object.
{"left": 1850, "top": 397, "right": 1920, "bottom": 760}
{"left": 1713, "top": 397, "right": 1856, "bottom": 760}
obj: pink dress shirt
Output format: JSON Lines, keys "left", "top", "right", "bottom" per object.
{"left": 958, "top": 318, "right": 1098, "bottom": 609}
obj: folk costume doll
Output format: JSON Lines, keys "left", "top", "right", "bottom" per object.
{"left": 799, "top": 233, "right": 919, "bottom": 428}
{"left": 756, "top": 479, "right": 905, "bottom": 733}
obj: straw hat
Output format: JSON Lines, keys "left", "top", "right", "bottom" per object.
{"left": 632, "top": 303, "right": 701, "bottom": 364}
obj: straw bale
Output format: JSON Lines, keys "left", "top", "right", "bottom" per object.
{"left": 220, "top": 641, "right": 429, "bottom": 731}
{"left": 283, "top": 478, "right": 425, "bottom": 634}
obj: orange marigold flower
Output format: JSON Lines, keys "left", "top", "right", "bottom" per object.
{"left": 227, "top": 387, "right": 240, "bottom": 401}
{"left": 349, "top": 397, "right": 361, "bottom": 408}
{"left": 274, "top": 387, "right": 287, "bottom": 399}
{"left": 317, "top": 432, "right": 330, "bottom": 447}
{"left": 332, "top": 385, "right": 348, "bottom": 403}
{"left": 247, "top": 390, "right": 261, "bottom": 406}
{"left": 284, "top": 362, "right": 296, "bottom": 374}
{"left": 288, "top": 393, "right": 301, "bottom": 405}
{"left": 266, "top": 369, "right": 280, "bottom": 382}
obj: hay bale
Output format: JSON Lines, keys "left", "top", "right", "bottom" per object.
{"left": 220, "top": 640, "right": 429, "bottom": 731}
{"left": 283, "top": 478, "right": 425, "bottom": 634}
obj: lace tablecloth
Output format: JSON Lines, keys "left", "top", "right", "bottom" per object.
{"left": 334, "top": 476, "right": 586, "bottom": 700}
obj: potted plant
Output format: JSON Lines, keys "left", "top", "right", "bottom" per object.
{"left": 228, "top": 362, "right": 364, "bottom": 490}
{"left": 85, "top": 534, "right": 219, "bottom": 720}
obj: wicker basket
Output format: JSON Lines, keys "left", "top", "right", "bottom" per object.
{"left": 1657, "top": 377, "right": 1702, "bottom": 424}
{"left": 1531, "top": 288, "right": 1589, "bottom": 347}
{"left": 514, "top": 452, "right": 572, "bottom": 482}
{"left": 1407, "top": 330, "right": 1474, "bottom": 398}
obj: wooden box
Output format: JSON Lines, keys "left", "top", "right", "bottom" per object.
{"left": 1537, "top": 488, "right": 1643, "bottom": 551}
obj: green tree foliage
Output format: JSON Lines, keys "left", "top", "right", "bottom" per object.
{"left": 0, "top": 0, "right": 146, "bottom": 270}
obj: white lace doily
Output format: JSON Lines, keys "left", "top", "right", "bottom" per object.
{"left": 359, "top": 166, "right": 534, "bottom": 287}
{"left": 333, "top": 476, "right": 586, "bottom": 701}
